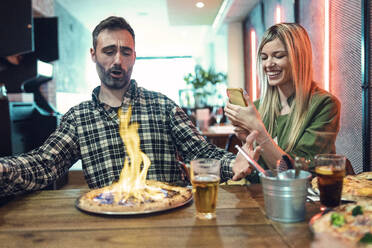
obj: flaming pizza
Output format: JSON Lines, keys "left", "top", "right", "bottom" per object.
{"left": 77, "top": 180, "right": 192, "bottom": 213}
{"left": 76, "top": 106, "right": 192, "bottom": 214}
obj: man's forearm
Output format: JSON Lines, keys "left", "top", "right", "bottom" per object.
{"left": 0, "top": 162, "right": 19, "bottom": 198}
{"left": 0, "top": 154, "right": 60, "bottom": 198}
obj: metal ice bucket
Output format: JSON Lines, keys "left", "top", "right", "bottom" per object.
{"left": 260, "top": 170, "right": 312, "bottom": 223}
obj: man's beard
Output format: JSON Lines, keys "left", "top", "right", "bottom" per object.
{"left": 96, "top": 62, "right": 131, "bottom": 90}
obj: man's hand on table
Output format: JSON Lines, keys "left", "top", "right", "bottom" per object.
{"left": 232, "top": 130, "right": 262, "bottom": 181}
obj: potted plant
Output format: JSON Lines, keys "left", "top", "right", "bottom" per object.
{"left": 183, "top": 65, "right": 227, "bottom": 108}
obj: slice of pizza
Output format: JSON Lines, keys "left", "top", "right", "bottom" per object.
{"left": 356, "top": 172, "right": 372, "bottom": 180}
{"left": 311, "top": 202, "right": 372, "bottom": 247}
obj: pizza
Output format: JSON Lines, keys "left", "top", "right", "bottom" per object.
{"left": 310, "top": 202, "right": 372, "bottom": 247}
{"left": 312, "top": 172, "right": 372, "bottom": 202}
{"left": 76, "top": 106, "right": 192, "bottom": 214}
{"left": 77, "top": 180, "right": 192, "bottom": 214}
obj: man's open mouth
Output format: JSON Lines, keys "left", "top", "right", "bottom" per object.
{"left": 110, "top": 69, "right": 123, "bottom": 78}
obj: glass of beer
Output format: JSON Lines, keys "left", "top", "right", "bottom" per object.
{"left": 314, "top": 154, "right": 346, "bottom": 210}
{"left": 190, "top": 158, "right": 220, "bottom": 220}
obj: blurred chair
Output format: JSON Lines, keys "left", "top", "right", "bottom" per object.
{"left": 225, "top": 134, "right": 241, "bottom": 154}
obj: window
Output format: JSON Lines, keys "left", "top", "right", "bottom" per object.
{"left": 56, "top": 56, "right": 194, "bottom": 114}
{"left": 132, "top": 56, "right": 194, "bottom": 104}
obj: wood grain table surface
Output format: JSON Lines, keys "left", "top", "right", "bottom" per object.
{"left": 0, "top": 184, "right": 319, "bottom": 248}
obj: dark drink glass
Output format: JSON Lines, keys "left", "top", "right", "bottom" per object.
{"left": 314, "top": 154, "right": 346, "bottom": 210}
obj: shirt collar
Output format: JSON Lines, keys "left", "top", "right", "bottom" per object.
{"left": 278, "top": 93, "right": 295, "bottom": 111}
{"left": 92, "top": 79, "right": 139, "bottom": 107}
{"left": 287, "top": 94, "right": 295, "bottom": 106}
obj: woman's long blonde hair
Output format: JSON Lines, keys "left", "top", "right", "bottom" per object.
{"left": 257, "top": 23, "right": 314, "bottom": 152}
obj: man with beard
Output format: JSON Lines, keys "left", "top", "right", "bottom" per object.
{"left": 0, "top": 16, "right": 254, "bottom": 197}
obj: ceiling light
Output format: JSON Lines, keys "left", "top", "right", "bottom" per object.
{"left": 212, "top": 0, "right": 233, "bottom": 31}
{"left": 196, "top": 2, "right": 205, "bottom": 8}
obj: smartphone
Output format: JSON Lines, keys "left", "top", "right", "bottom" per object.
{"left": 226, "top": 88, "right": 247, "bottom": 106}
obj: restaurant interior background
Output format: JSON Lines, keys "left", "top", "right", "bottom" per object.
{"left": 0, "top": 0, "right": 370, "bottom": 175}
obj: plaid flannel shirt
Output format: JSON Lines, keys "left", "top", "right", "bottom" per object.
{"left": 0, "top": 80, "right": 235, "bottom": 197}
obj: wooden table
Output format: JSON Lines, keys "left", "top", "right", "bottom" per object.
{"left": 0, "top": 185, "right": 318, "bottom": 248}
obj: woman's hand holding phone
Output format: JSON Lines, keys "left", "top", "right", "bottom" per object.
{"left": 224, "top": 88, "right": 264, "bottom": 135}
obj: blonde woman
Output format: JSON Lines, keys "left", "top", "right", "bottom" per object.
{"left": 225, "top": 23, "right": 340, "bottom": 182}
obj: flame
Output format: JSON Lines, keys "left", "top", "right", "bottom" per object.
{"left": 107, "top": 106, "right": 164, "bottom": 204}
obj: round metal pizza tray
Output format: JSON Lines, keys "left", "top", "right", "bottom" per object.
{"left": 75, "top": 194, "right": 193, "bottom": 216}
